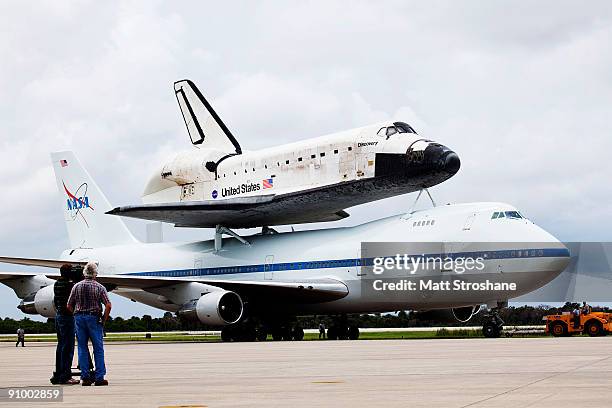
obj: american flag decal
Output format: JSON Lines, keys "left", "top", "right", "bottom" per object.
{"left": 60, "top": 159, "right": 68, "bottom": 167}
{"left": 262, "top": 178, "right": 273, "bottom": 189}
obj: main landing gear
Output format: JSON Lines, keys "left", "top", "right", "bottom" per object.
{"left": 220, "top": 322, "right": 304, "bottom": 342}
{"left": 327, "top": 315, "right": 360, "bottom": 340}
{"left": 482, "top": 304, "right": 505, "bottom": 338}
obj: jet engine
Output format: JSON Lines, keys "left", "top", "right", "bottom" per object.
{"left": 178, "top": 290, "right": 243, "bottom": 326}
{"left": 17, "top": 284, "right": 56, "bottom": 318}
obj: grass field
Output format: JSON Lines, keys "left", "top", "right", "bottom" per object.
{"left": 0, "top": 327, "right": 553, "bottom": 343}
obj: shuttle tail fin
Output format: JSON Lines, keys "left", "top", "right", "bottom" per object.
{"left": 174, "top": 79, "right": 242, "bottom": 154}
{"left": 50, "top": 151, "right": 137, "bottom": 248}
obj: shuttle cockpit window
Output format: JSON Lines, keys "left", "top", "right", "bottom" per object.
{"left": 386, "top": 126, "right": 398, "bottom": 137}
{"left": 377, "top": 123, "right": 418, "bottom": 138}
{"left": 393, "top": 122, "right": 418, "bottom": 134}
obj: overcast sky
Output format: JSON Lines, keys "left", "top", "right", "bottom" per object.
{"left": 1, "top": 1, "right": 611, "bottom": 319}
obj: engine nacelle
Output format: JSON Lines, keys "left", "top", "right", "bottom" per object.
{"left": 18, "top": 284, "right": 56, "bottom": 318}
{"left": 179, "top": 290, "right": 243, "bottom": 326}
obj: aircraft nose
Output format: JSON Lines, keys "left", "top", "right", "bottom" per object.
{"left": 442, "top": 151, "right": 461, "bottom": 175}
{"left": 421, "top": 143, "right": 461, "bottom": 176}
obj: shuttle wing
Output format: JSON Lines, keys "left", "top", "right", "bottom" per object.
{"left": 107, "top": 189, "right": 350, "bottom": 228}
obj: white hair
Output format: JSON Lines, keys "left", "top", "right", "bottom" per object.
{"left": 83, "top": 262, "right": 98, "bottom": 278}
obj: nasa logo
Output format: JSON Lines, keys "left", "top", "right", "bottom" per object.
{"left": 63, "top": 181, "right": 94, "bottom": 227}
{"left": 212, "top": 190, "right": 218, "bottom": 199}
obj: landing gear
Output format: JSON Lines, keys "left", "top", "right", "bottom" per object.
{"left": 482, "top": 310, "right": 504, "bottom": 338}
{"left": 326, "top": 315, "right": 360, "bottom": 340}
{"left": 220, "top": 323, "right": 258, "bottom": 342}
{"left": 221, "top": 321, "right": 304, "bottom": 342}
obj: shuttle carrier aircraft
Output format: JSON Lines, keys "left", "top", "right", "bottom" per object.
{"left": 0, "top": 152, "right": 569, "bottom": 340}
{"left": 108, "top": 80, "right": 461, "bottom": 228}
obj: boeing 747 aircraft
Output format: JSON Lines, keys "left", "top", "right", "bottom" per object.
{"left": 108, "top": 80, "right": 461, "bottom": 228}
{"left": 0, "top": 152, "right": 569, "bottom": 340}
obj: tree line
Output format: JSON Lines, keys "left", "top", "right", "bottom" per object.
{"left": 1, "top": 303, "right": 608, "bottom": 334}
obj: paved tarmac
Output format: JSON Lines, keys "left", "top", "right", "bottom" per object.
{"left": 0, "top": 337, "right": 611, "bottom": 408}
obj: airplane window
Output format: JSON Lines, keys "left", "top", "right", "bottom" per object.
{"left": 252, "top": 168, "right": 255, "bottom": 172}
{"left": 264, "top": 164, "right": 267, "bottom": 169}
{"left": 285, "top": 160, "right": 290, "bottom": 164}
{"left": 320, "top": 152, "right": 325, "bottom": 157}
{"left": 244, "top": 169, "right": 247, "bottom": 173}
{"left": 504, "top": 211, "right": 523, "bottom": 219}
{"left": 298, "top": 157, "right": 303, "bottom": 162}
{"left": 348, "top": 146, "right": 352, "bottom": 151}
{"left": 498, "top": 212, "right": 505, "bottom": 218}
{"left": 386, "top": 127, "right": 398, "bottom": 136}
{"left": 431, "top": 220, "right": 435, "bottom": 225}
{"left": 334, "top": 149, "right": 338, "bottom": 154}
{"left": 311, "top": 154, "right": 316, "bottom": 159}
{"left": 377, "top": 127, "right": 386, "bottom": 136}
{"left": 491, "top": 212, "right": 499, "bottom": 219}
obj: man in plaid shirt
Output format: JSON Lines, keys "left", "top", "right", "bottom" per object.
{"left": 67, "top": 262, "right": 112, "bottom": 386}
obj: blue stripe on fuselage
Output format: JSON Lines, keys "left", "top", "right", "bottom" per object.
{"left": 122, "top": 247, "right": 570, "bottom": 278}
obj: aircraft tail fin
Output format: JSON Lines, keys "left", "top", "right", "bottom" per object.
{"left": 50, "top": 151, "right": 137, "bottom": 248}
{"left": 174, "top": 79, "right": 242, "bottom": 154}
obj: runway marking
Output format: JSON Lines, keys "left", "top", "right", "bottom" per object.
{"left": 459, "top": 354, "right": 612, "bottom": 407}
{"left": 159, "top": 405, "right": 207, "bottom": 408}
{"left": 311, "top": 380, "right": 344, "bottom": 384}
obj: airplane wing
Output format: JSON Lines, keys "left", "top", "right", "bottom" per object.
{"left": 0, "top": 269, "right": 348, "bottom": 304}
{"left": 107, "top": 185, "right": 351, "bottom": 228}
{"left": 0, "top": 256, "right": 87, "bottom": 269}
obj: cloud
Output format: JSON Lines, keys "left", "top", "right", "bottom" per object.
{"left": 1, "top": 1, "right": 611, "bottom": 317}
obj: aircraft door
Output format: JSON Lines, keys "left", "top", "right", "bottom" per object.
{"left": 264, "top": 255, "right": 274, "bottom": 280}
{"left": 193, "top": 257, "right": 203, "bottom": 276}
{"left": 339, "top": 147, "right": 355, "bottom": 180}
{"left": 357, "top": 248, "right": 366, "bottom": 276}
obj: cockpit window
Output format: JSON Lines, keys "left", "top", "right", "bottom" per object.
{"left": 492, "top": 211, "right": 524, "bottom": 220}
{"left": 386, "top": 126, "right": 398, "bottom": 136}
{"left": 394, "top": 122, "right": 417, "bottom": 134}
{"left": 378, "top": 123, "right": 418, "bottom": 137}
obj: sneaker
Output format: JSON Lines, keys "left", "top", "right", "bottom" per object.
{"left": 81, "top": 378, "right": 94, "bottom": 386}
{"left": 94, "top": 379, "right": 108, "bottom": 386}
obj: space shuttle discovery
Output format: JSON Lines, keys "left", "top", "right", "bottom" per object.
{"left": 108, "top": 80, "right": 461, "bottom": 228}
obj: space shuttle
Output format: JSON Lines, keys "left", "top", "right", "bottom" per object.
{"left": 108, "top": 80, "right": 461, "bottom": 229}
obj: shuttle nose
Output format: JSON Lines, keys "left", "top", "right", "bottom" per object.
{"left": 442, "top": 151, "right": 461, "bottom": 175}
{"left": 421, "top": 143, "right": 461, "bottom": 177}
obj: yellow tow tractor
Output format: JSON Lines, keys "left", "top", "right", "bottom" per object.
{"left": 544, "top": 311, "right": 612, "bottom": 337}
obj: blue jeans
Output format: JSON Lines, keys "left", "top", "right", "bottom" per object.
{"left": 55, "top": 314, "right": 75, "bottom": 382}
{"left": 74, "top": 314, "right": 106, "bottom": 381}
